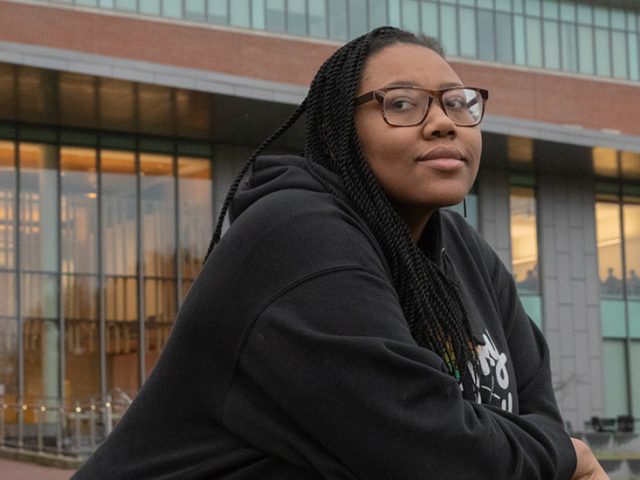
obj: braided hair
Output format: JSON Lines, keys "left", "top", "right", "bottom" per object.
{"left": 205, "top": 26, "right": 480, "bottom": 391}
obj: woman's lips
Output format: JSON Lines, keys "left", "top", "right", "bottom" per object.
{"left": 417, "top": 147, "right": 465, "bottom": 171}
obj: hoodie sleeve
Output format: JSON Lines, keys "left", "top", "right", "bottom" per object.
{"left": 223, "top": 264, "right": 577, "bottom": 480}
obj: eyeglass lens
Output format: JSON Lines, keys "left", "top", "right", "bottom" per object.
{"left": 383, "top": 88, "right": 483, "bottom": 126}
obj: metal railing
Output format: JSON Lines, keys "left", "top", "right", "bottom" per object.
{"left": 0, "top": 391, "right": 131, "bottom": 459}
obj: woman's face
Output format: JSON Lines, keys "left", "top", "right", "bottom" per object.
{"left": 354, "top": 43, "right": 482, "bottom": 238}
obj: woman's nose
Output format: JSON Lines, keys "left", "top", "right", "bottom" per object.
{"left": 422, "top": 102, "right": 457, "bottom": 139}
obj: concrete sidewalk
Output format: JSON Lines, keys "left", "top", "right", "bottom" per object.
{"left": 0, "top": 456, "right": 76, "bottom": 480}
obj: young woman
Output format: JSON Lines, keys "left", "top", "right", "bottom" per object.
{"left": 73, "top": 27, "right": 607, "bottom": 479}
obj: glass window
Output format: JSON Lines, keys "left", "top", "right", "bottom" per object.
{"left": 388, "top": 0, "right": 401, "bottom": 26}
{"left": 525, "top": 0, "right": 541, "bottom": 16}
{"left": 631, "top": 342, "right": 640, "bottom": 416}
{"left": 623, "top": 199, "right": 640, "bottom": 300}
{"left": 526, "top": 18, "right": 543, "bottom": 67}
{"left": 400, "top": 0, "right": 419, "bottom": 33}
{"left": 21, "top": 274, "right": 59, "bottom": 404}
{"left": 477, "top": 9, "right": 496, "bottom": 61}
{"left": 603, "top": 339, "right": 629, "bottom": 417}
{"left": 0, "top": 141, "right": 15, "bottom": 271}
{"left": 76, "top": 0, "right": 98, "bottom": 8}
{"left": 349, "top": 0, "right": 368, "bottom": 37}
{"left": 595, "top": 28, "right": 611, "bottom": 76}
{"left": 19, "top": 144, "right": 58, "bottom": 273}
{"left": 440, "top": 5, "right": 458, "bottom": 56}
{"left": 288, "top": 0, "right": 307, "bottom": 35}
{"left": 510, "top": 184, "right": 542, "bottom": 327}
{"left": 510, "top": 186, "right": 539, "bottom": 294}
{"left": 543, "top": 20, "right": 560, "bottom": 69}
{"left": 576, "top": 4, "right": 591, "bottom": 25}
{"left": 61, "top": 148, "right": 97, "bottom": 275}
{"left": 596, "top": 200, "right": 626, "bottom": 338}
{"left": 162, "top": 0, "right": 182, "bottom": 17}
{"left": 252, "top": 0, "right": 266, "bottom": 29}
{"left": 178, "top": 157, "right": 212, "bottom": 297}
{"left": 99, "top": 0, "right": 114, "bottom": 7}
{"left": 328, "top": 0, "right": 348, "bottom": 40}
{"left": 138, "top": 85, "right": 172, "bottom": 136}
{"left": 495, "top": 12, "right": 513, "bottom": 63}
{"left": 460, "top": 7, "right": 478, "bottom": 58}
{"left": 476, "top": 0, "right": 492, "bottom": 8}
{"left": 611, "top": 9, "right": 625, "bottom": 30}
{"left": 309, "top": 0, "right": 328, "bottom": 37}
{"left": 513, "top": 0, "right": 523, "bottom": 14}
{"left": 101, "top": 149, "right": 139, "bottom": 396}
{"left": 64, "top": 274, "right": 99, "bottom": 400}
{"left": 140, "top": 153, "right": 176, "bottom": 376}
{"left": 185, "top": 0, "right": 206, "bottom": 22}
{"left": 495, "top": 0, "right": 510, "bottom": 12}
{"left": 103, "top": 154, "right": 138, "bottom": 384}
{"left": 208, "top": 0, "right": 228, "bottom": 24}
{"left": 230, "top": 0, "right": 250, "bottom": 27}
{"left": 513, "top": 14, "right": 527, "bottom": 65}
{"left": 114, "top": 0, "right": 136, "bottom": 11}
{"left": 542, "top": 0, "right": 557, "bottom": 19}
{"left": 559, "top": 1, "right": 575, "bottom": 22}
{"left": 611, "top": 31, "right": 628, "bottom": 79}
{"left": 577, "top": 25, "right": 594, "bottom": 74}
{"left": 99, "top": 78, "right": 135, "bottom": 133}
{"left": 58, "top": 72, "right": 97, "bottom": 127}
{"left": 594, "top": 6, "right": 609, "bottom": 28}
{"left": 629, "top": 33, "right": 639, "bottom": 81}
{"left": 370, "top": 0, "right": 387, "bottom": 28}
{"left": 140, "top": 154, "right": 175, "bottom": 279}
{"left": 420, "top": 1, "right": 438, "bottom": 38}
{"left": 139, "top": 0, "right": 160, "bottom": 15}
{"left": 0, "top": 319, "right": 17, "bottom": 402}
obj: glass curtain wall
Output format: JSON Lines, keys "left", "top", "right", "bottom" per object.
{"left": 509, "top": 176, "right": 543, "bottom": 328}
{"left": 596, "top": 188, "right": 640, "bottom": 417}
{"left": 0, "top": 125, "right": 213, "bottom": 412}
{"left": 30, "top": 0, "right": 640, "bottom": 81}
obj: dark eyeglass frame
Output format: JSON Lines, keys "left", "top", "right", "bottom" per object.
{"left": 353, "top": 86, "right": 489, "bottom": 127}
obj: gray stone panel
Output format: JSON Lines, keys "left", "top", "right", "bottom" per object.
{"left": 538, "top": 173, "right": 604, "bottom": 429}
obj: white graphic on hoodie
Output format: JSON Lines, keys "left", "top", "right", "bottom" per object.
{"left": 468, "top": 329, "right": 512, "bottom": 412}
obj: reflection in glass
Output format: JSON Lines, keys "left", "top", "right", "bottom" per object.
{"left": 510, "top": 186, "right": 539, "bottom": 292}
{"left": 593, "top": 147, "right": 618, "bottom": 178}
{"left": 621, "top": 151, "right": 640, "bottom": 181}
{"left": 19, "top": 144, "right": 58, "bottom": 273}
{"left": 0, "top": 141, "right": 15, "bottom": 270}
{"left": 141, "top": 154, "right": 175, "bottom": 278}
{"left": 21, "top": 274, "right": 59, "bottom": 403}
{"left": 61, "top": 147, "right": 97, "bottom": 274}
{"left": 288, "top": 0, "right": 307, "bottom": 35}
{"left": 141, "top": 153, "right": 176, "bottom": 374}
{"left": 102, "top": 150, "right": 139, "bottom": 395}
{"left": 596, "top": 201, "right": 623, "bottom": 298}
{"left": 0, "top": 319, "right": 17, "bottom": 401}
{"left": 63, "top": 275, "right": 99, "bottom": 400}
{"left": 623, "top": 200, "right": 640, "bottom": 298}
{"left": 59, "top": 73, "right": 96, "bottom": 128}
{"left": 179, "top": 157, "right": 212, "bottom": 294}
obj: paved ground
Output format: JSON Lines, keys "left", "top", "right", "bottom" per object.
{"left": 0, "top": 457, "right": 76, "bottom": 480}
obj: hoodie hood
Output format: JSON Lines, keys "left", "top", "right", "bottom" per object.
{"left": 229, "top": 155, "right": 346, "bottom": 223}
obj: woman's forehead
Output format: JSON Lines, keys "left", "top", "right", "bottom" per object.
{"left": 359, "top": 43, "right": 461, "bottom": 90}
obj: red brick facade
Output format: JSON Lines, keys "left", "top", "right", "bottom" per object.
{"left": 1, "top": 0, "right": 639, "bottom": 137}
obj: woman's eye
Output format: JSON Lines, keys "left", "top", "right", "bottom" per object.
{"left": 444, "top": 97, "right": 466, "bottom": 110}
{"left": 388, "top": 98, "right": 417, "bottom": 111}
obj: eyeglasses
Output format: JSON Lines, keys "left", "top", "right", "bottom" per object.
{"left": 354, "top": 86, "right": 489, "bottom": 127}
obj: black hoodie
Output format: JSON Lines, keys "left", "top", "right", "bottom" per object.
{"left": 73, "top": 155, "right": 577, "bottom": 479}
